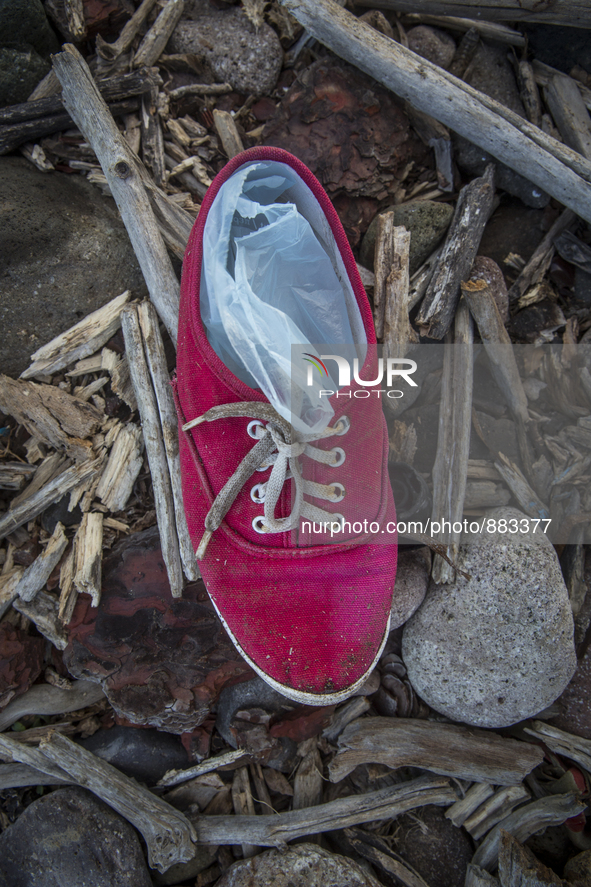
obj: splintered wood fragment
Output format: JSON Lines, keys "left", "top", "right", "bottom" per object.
{"left": 508, "top": 209, "right": 575, "bottom": 305}
{"left": 145, "top": 178, "right": 195, "bottom": 259}
{"left": 293, "top": 740, "right": 323, "bottom": 810}
{"left": 0, "top": 567, "right": 24, "bottom": 620}
{"left": 158, "top": 749, "right": 249, "bottom": 788}
{"left": 190, "top": 775, "right": 457, "bottom": 845}
{"left": 28, "top": 69, "right": 61, "bottom": 101}
{"left": 416, "top": 165, "right": 495, "bottom": 339}
{"left": 51, "top": 0, "right": 87, "bottom": 42}
{"left": 465, "top": 865, "right": 501, "bottom": 887}
{"left": 134, "top": 0, "right": 185, "bottom": 68}
{"left": 533, "top": 60, "right": 591, "bottom": 114}
{"left": 498, "top": 831, "right": 565, "bottom": 887}
{"left": 141, "top": 93, "right": 166, "bottom": 187}
{"left": 122, "top": 305, "right": 184, "bottom": 597}
{"left": 22, "top": 291, "right": 131, "bottom": 379}
{"left": 168, "top": 83, "right": 233, "bottom": 100}
{"left": 278, "top": 0, "right": 591, "bottom": 225}
{"left": 329, "top": 718, "right": 543, "bottom": 785}
{"left": 461, "top": 278, "right": 533, "bottom": 474}
{"left": 471, "top": 793, "right": 585, "bottom": 872}
{"left": 232, "top": 767, "right": 257, "bottom": 858}
{"left": 72, "top": 512, "right": 103, "bottom": 606}
{"left": 0, "top": 375, "right": 100, "bottom": 460}
{"left": 323, "top": 696, "right": 371, "bottom": 743}
{"left": 524, "top": 721, "right": 591, "bottom": 774}
{"left": 97, "top": 0, "right": 159, "bottom": 60}
{"left": 545, "top": 74, "right": 591, "bottom": 163}
{"left": 13, "top": 590, "right": 68, "bottom": 650}
{"left": 0, "top": 463, "right": 37, "bottom": 491}
{"left": 352, "top": 0, "right": 591, "bottom": 27}
{"left": 15, "top": 522, "right": 68, "bottom": 603}
{"left": 445, "top": 782, "right": 494, "bottom": 827}
{"left": 0, "top": 733, "right": 72, "bottom": 784}
{"left": 373, "top": 212, "right": 392, "bottom": 338}
{"left": 408, "top": 247, "right": 441, "bottom": 311}
{"left": 52, "top": 46, "right": 180, "bottom": 344}
{"left": 516, "top": 61, "right": 542, "bottom": 128}
{"left": 96, "top": 423, "right": 144, "bottom": 512}
{"left": 382, "top": 226, "right": 417, "bottom": 361}
{"left": 0, "top": 458, "right": 100, "bottom": 542}
{"left": 101, "top": 348, "right": 136, "bottom": 409}
{"left": 492, "top": 452, "right": 549, "bottom": 522}
{"left": 249, "top": 763, "right": 274, "bottom": 815}
{"left": 137, "top": 301, "right": 199, "bottom": 581}
{"left": 38, "top": 732, "right": 197, "bottom": 873}
{"left": 213, "top": 109, "right": 245, "bottom": 160}
{"left": 463, "top": 785, "right": 531, "bottom": 840}
{"left": 431, "top": 299, "right": 473, "bottom": 584}
{"left": 0, "top": 680, "right": 105, "bottom": 732}
{"left": 0, "top": 763, "right": 70, "bottom": 790}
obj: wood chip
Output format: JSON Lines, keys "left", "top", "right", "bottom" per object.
{"left": 96, "top": 423, "right": 144, "bottom": 513}
{"left": 73, "top": 512, "right": 103, "bottom": 607}
{"left": 213, "top": 109, "right": 244, "bottom": 159}
{"left": 445, "top": 782, "right": 495, "bottom": 827}
{"left": 133, "top": 0, "right": 185, "bottom": 69}
{"left": 15, "top": 522, "right": 68, "bottom": 603}
{"left": 13, "top": 590, "right": 68, "bottom": 650}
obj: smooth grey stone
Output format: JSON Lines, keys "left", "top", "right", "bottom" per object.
{"left": 0, "top": 0, "right": 59, "bottom": 57}
{"left": 0, "top": 158, "right": 147, "bottom": 377}
{"left": 407, "top": 25, "right": 455, "bottom": 69}
{"left": 79, "top": 725, "right": 189, "bottom": 785}
{"left": 151, "top": 846, "right": 218, "bottom": 886}
{"left": 403, "top": 507, "right": 576, "bottom": 727}
{"left": 169, "top": 2, "right": 283, "bottom": 97}
{"left": 0, "top": 46, "right": 50, "bottom": 106}
{"left": 216, "top": 843, "right": 382, "bottom": 887}
{"left": 359, "top": 200, "right": 453, "bottom": 274}
{"left": 0, "top": 787, "right": 152, "bottom": 887}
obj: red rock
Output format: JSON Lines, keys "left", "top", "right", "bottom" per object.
{"left": 0, "top": 623, "right": 44, "bottom": 710}
{"left": 64, "top": 527, "right": 253, "bottom": 733}
{"left": 262, "top": 59, "right": 427, "bottom": 200}
{"left": 269, "top": 705, "right": 334, "bottom": 742}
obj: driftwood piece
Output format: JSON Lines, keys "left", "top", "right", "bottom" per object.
{"left": 524, "top": 721, "right": 591, "bottom": 774}
{"left": 374, "top": 211, "right": 393, "bottom": 338}
{"left": 0, "top": 458, "right": 100, "bottom": 542}
{"left": 471, "top": 794, "right": 585, "bottom": 872}
{"left": 323, "top": 696, "right": 371, "bottom": 743}
{"left": 96, "top": 423, "right": 144, "bottom": 512}
{"left": 38, "top": 731, "right": 197, "bottom": 873}
{"left": 121, "top": 305, "right": 184, "bottom": 596}
{"left": 137, "top": 301, "right": 199, "bottom": 582}
{"left": 508, "top": 209, "right": 575, "bottom": 305}
{"left": 190, "top": 775, "right": 456, "bottom": 846}
{"left": 533, "top": 60, "right": 591, "bottom": 114}
{"left": 0, "top": 567, "right": 24, "bottom": 620}
{"left": 0, "top": 679, "right": 105, "bottom": 732}
{"left": 13, "top": 591, "right": 68, "bottom": 650}
{"left": 158, "top": 749, "right": 249, "bottom": 788}
{"left": 97, "top": 0, "right": 159, "bottom": 60}
{"left": 465, "top": 865, "right": 501, "bottom": 887}
{"left": 383, "top": 226, "right": 417, "bottom": 360}
{"left": 0, "top": 763, "right": 70, "bottom": 789}
{"left": 293, "top": 740, "right": 323, "bottom": 810}
{"left": 279, "top": 0, "right": 591, "bottom": 225}
{"left": 446, "top": 782, "right": 495, "bottom": 827}
{"left": 329, "top": 718, "right": 543, "bottom": 785}
{"left": 141, "top": 92, "right": 166, "bottom": 188}
{"left": 213, "top": 109, "right": 245, "bottom": 160}
{"left": 406, "top": 13, "right": 524, "bottom": 47}
{"left": 22, "top": 290, "right": 131, "bottom": 379}
{"left": 498, "top": 831, "right": 565, "bottom": 887}
{"left": 72, "top": 512, "right": 103, "bottom": 607}
{"left": 463, "top": 785, "right": 531, "bottom": 840}
{"left": 545, "top": 74, "right": 591, "bottom": 163}
{"left": 134, "top": 0, "right": 185, "bottom": 68}
{"left": 416, "top": 166, "right": 494, "bottom": 339}
{"left": 249, "top": 762, "right": 274, "bottom": 815}
{"left": 53, "top": 45, "right": 180, "bottom": 345}
{"left": 0, "top": 733, "right": 72, "bottom": 783}
{"left": 169, "top": 83, "right": 233, "bottom": 101}
{"left": 353, "top": 0, "right": 591, "bottom": 26}
{"left": 492, "top": 452, "right": 549, "bottom": 521}
{"left": 232, "top": 767, "right": 257, "bottom": 857}
{"left": 101, "top": 348, "right": 136, "bottom": 409}
{"left": 0, "top": 463, "right": 37, "bottom": 491}
{"left": 431, "top": 299, "right": 473, "bottom": 584}
{"left": 15, "top": 523, "right": 68, "bottom": 603}
{"left": 46, "top": 0, "right": 87, "bottom": 42}
{"left": 516, "top": 61, "right": 542, "bottom": 128}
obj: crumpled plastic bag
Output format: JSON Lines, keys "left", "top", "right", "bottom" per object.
{"left": 200, "top": 160, "right": 365, "bottom": 434}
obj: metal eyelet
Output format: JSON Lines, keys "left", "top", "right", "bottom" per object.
{"left": 328, "top": 482, "right": 345, "bottom": 503}
{"left": 330, "top": 447, "right": 346, "bottom": 467}
{"left": 250, "top": 483, "right": 266, "bottom": 504}
{"left": 330, "top": 513, "right": 345, "bottom": 530}
{"left": 247, "top": 420, "right": 265, "bottom": 439}
{"left": 334, "top": 416, "right": 350, "bottom": 436}
{"left": 252, "top": 516, "right": 268, "bottom": 533}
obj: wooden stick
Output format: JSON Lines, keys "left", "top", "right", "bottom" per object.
{"left": 13, "top": 591, "right": 68, "bottom": 650}
{"left": 189, "top": 775, "right": 456, "bottom": 845}
{"left": 0, "top": 458, "right": 101, "bottom": 542}
{"left": 329, "top": 717, "right": 543, "bottom": 785}
{"left": 373, "top": 211, "right": 394, "bottom": 338}
{"left": 278, "top": 0, "right": 591, "bottom": 224}
{"left": 292, "top": 740, "right": 323, "bottom": 810}
{"left": 97, "top": 0, "right": 159, "bottom": 61}
{"left": 544, "top": 74, "right": 591, "bottom": 163}
{"left": 134, "top": 0, "right": 185, "bottom": 69}
{"left": 72, "top": 512, "right": 103, "bottom": 607}
{"left": 416, "top": 165, "right": 495, "bottom": 339}
{"left": 353, "top": 0, "right": 591, "bottom": 27}
{"left": 463, "top": 785, "right": 531, "bottom": 840}
{"left": 121, "top": 305, "right": 184, "bottom": 597}
{"left": 524, "top": 721, "right": 591, "bottom": 774}
{"left": 382, "top": 226, "right": 417, "bottom": 361}
{"left": 445, "top": 782, "right": 495, "bottom": 827}
{"left": 465, "top": 865, "right": 501, "bottom": 887}
{"left": 404, "top": 13, "right": 524, "bottom": 47}
{"left": 0, "top": 680, "right": 105, "bottom": 732}
{"left": 516, "top": 61, "right": 542, "bottom": 128}
{"left": 15, "top": 522, "right": 68, "bottom": 603}
{"left": 141, "top": 92, "right": 166, "bottom": 188}
{"left": 471, "top": 793, "right": 585, "bottom": 871}
{"left": 169, "top": 83, "right": 233, "bottom": 100}
{"left": 95, "top": 423, "right": 144, "bottom": 512}
{"left": 232, "top": 767, "right": 257, "bottom": 857}
{"left": 38, "top": 732, "right": 197, "bottom": 873}
{"left": 323, "top": 696, "right": 371, "bottom": 744}
{"left": 0, "top": 733, "right": 72, "bottom": 783}
{"left": 533, "top": 60, "right": 591, "bottom": 114}
{"left": 213, "top": 109, "right": 245, "bottom": 160}
{"left": 508, "top": 208, "right": 575, "bottom": 305}
{"left": 0, "top": 463, "right": 37, "bottom": 491}
{"left": 431, "top": 299, "right": 473, "bottom": 584}
{"left": 158, "top": 749, "right": 249, "bottom": 788}
{"left": 52, "top": 45, "right": 180, "bottom": 345}
{"left": 492, "top": 452, "right": 549, "bottom": 521}
{"left": 0, "top": 763, "right": 70, "bottom": 790}
{"left": 137, "top": 301, "right": 199, "bottom": 582}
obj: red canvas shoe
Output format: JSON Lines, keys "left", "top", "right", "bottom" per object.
{"left": 174, "top": 147, "right": 397, "bottom": 704}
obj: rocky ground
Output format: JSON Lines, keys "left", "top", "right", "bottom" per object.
{"left": 2, "top": 1, "right": 591, "bottom": 886}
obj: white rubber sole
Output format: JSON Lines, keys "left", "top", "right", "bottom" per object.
{"left": 209, "top": 592, "right": 391, "bottom": 705}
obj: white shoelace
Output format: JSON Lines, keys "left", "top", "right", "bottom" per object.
{"left": 183, "top": 402, "right": 348, "bottom": 558}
